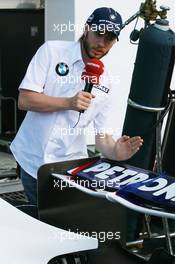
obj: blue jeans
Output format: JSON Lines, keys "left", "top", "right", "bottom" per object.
{"left": 20, "top": 168, "right": 37, "bottom": 205}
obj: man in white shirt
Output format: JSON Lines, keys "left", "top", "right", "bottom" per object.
{"left": 10, "top": 7, "right": 143, "bottom": 204}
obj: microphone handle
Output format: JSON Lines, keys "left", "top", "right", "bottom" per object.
{"left": 80, "top": 82, "right": 93, "bottom": 113}
{"left": 83, "top": 81, "right": 93, "bottom": 93}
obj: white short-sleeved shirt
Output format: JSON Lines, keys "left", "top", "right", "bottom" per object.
{"left": 10, "top": 41, "right": 114, "bottom": 178}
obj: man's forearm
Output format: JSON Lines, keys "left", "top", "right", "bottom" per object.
{"left": 18, "top": 90, "right": 71, "bottom": 112}
{"left": 18, "top": 89, "right": 94, "bottom": 113}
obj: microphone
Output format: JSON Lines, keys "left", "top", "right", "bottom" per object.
{"left": 80, "top": 59, "right": 104, "bottom": 113}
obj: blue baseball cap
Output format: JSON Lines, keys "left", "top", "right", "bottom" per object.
{"left": 86, "top": 7, "right": 123, "bottom": 37}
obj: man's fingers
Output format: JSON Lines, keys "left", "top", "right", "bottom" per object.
{"left": 70, "top": 91, "right": 96, "bottom": 111}
{"left": 127, "top": 136, "right": 143, "bottom": 159}
{"left": 79, "top": 102, "right": 90, "bottom": 109}
{"left": 130, "top": 137, "right": 143, "bottom": 145}
{"left": 79, "top": 97, "right": 91, "bottom": 104}
{"left": 132, "top": 147, "right": 140, "bottom": 155}
{"left": 130, "top": 136, "right": 143, "bottom": 142}
{"left": 81, "top": 91, "right": 95, "bottom": 99}
{"left": 78, "top": 92, "right": 95, "bottom": 107}
{"left": 120, "top": 135, "right": 130, "bottom": 142}
{"left": 131, "top": 140, "right": 143, "bottom": 148}
{"left": 120, "top": 135, "right": 143, "bottom": 144}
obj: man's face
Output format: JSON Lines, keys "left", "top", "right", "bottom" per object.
{"left": 82, "top": 27, "right": 117, "bottom": 59}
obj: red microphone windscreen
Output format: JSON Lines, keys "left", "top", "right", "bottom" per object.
{"left": 81, "top": 59, "right": 104, "bottom": 84}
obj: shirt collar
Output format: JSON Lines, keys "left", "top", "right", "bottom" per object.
{"left": 70, "top": 41, "right": 83, "bottom": 65}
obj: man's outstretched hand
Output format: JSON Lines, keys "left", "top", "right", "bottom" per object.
{"left": 115, "top": 135, "right": 143, "bottom": 161}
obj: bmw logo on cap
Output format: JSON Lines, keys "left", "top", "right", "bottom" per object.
{"left": 110, "top": 14, "right": 116, "bottom": 20}
{"left": 55, "top": 62, "right": 69, "bottom": 76}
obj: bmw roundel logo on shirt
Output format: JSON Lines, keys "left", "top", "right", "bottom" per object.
{"left": 55, "top": 62, "right": 69, "bottom": 76}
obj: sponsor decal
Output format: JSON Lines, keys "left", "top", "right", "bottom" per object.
{"left": 55, "top": 62, "right": 69, "bottom": 76}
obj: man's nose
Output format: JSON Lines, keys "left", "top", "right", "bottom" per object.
{"left": 97, "top": 35, "right": 106, "bottom": 47}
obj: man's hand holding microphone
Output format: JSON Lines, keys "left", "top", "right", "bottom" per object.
{"left": 69, "top": 58, "right": 104, "bottom": 112}
{"left": 69, "top": 91, "right": 95, "bottom": 112}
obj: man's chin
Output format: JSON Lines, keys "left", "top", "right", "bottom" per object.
{"left": 88, "top": 52, "right": 104, "bottom": 59}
